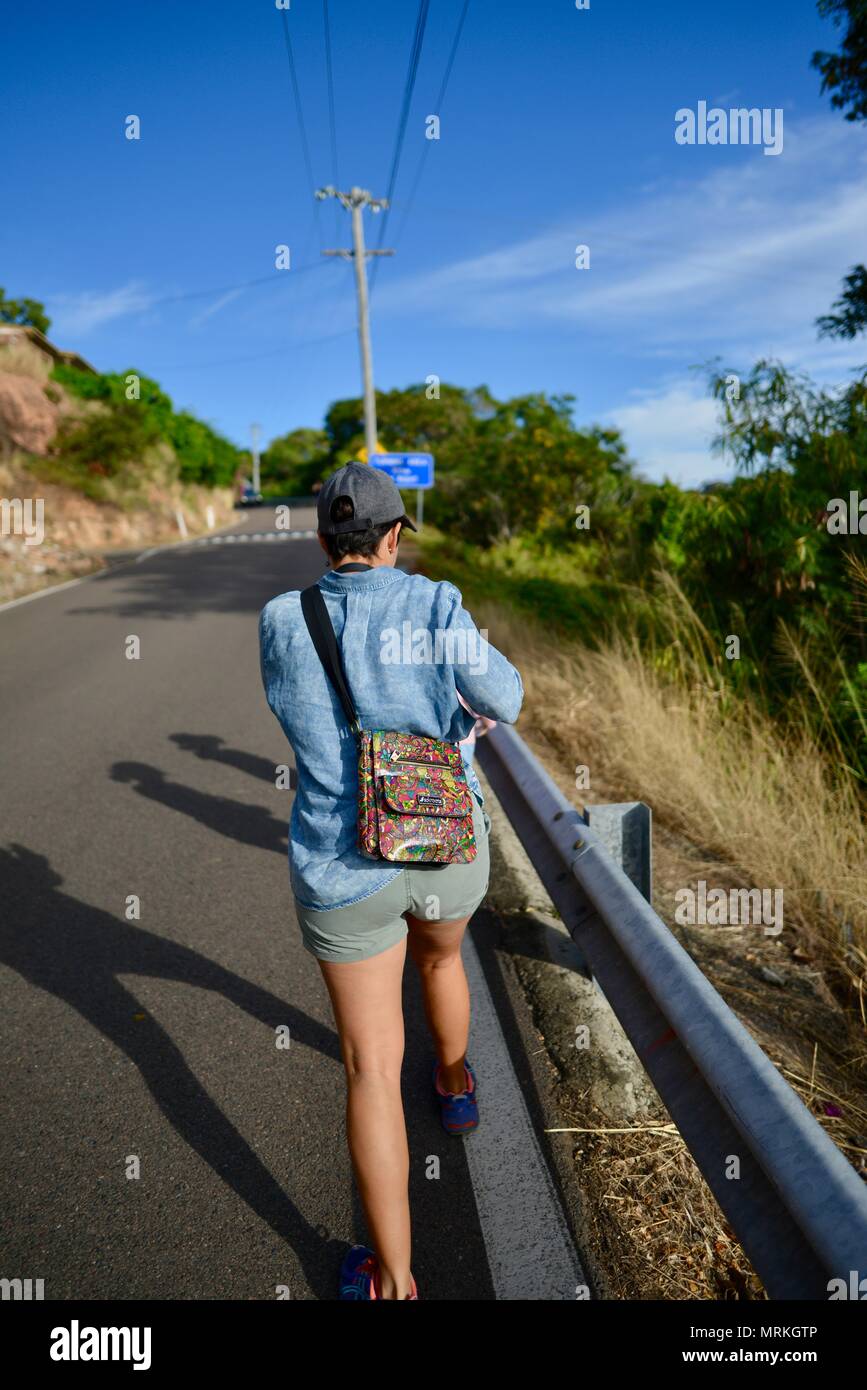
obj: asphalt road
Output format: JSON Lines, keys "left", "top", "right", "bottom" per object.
{"left": 0, "top": 504, "right": 583, "bottom": 1301}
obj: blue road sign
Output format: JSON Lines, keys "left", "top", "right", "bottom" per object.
{"left": 370, "top": 453, "right": 434, "bottom": 489}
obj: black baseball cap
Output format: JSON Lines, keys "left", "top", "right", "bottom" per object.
{"left": 317, "top": 460, "right": 418, "bottom": 535}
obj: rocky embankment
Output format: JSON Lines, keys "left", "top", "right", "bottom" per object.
{"left": 0, "top": 341, "right": 235, "bottom": 604}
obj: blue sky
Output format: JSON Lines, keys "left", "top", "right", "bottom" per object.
{"left": 5, "top": 0, "right": 866, "bottom": 485}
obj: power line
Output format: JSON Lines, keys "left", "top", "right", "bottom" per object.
{"left": 279, "top": 6, "right": 322, "bottom": 251}
{"left": 322, "top": 0, "right": 340, "bottom": 242}
{"left": 393, "top": 0, "right": 471, "bottom": 247}
{"left": 375, "top": 1, "right": 430, "bottom": 241}
{"left": 145, "top": 326, "right": 357, "bottom": 373}
{"left": 370, "top": 0, "right": 431, "bottom": 289}
{"left": 146, "top": 259, "right": 329, "bottom": 309}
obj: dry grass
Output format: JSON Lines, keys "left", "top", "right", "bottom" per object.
{"left": 481, "top": 601, "right": 867, "bottom": 1023}
{"left": 558, "top": 1107, "right": 765, "bottom": 1299}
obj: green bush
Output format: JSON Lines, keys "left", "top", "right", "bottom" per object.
{"left": 44, "top": 404, "right": 163, "bottom": 499}
{"left": 51, "top": 364, "right": 242, "bottom": 488}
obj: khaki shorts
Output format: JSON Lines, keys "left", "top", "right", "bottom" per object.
{"left": 294, "top": 799, "right": 491, "bottom": 963}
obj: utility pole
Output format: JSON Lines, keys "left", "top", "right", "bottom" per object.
{"left": 250, "top": 422, "right": 262, "bottom": 496}
{"left": 316, "top": 185, "right": 393, "bottom": 461}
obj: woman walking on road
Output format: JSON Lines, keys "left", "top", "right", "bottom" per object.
{"left": 258, "top": 462, "right": 523, "bottom": 1300}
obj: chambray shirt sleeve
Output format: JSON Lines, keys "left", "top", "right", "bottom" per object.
{"left": 258, "top": 600, "right": 283, "bottom": 720}
{"left": 443, "top": 583, "right": 524, "bottom": 724}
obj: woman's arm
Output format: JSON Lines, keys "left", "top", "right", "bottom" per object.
{"left": 444, "top": 585, "right": 524, "bottom": 724}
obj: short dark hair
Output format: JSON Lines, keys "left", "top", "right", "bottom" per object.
{"left": 321, "top": 494, "right": 398, "bottom": 561}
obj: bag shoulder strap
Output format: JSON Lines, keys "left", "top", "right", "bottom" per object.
{"left": 300, "top": 584, "right": 362, "bottom": 739}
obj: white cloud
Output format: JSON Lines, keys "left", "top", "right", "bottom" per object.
{"left": 604, "top": 380, "right": 733, "bottom": 488}
{"left": 47, "top": 282, "right": 154, "bottom": 336}
{"left": 377, "top": 114, "right": 867, "bottom": 364}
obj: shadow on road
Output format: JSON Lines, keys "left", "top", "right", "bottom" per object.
{"left": 65, "top": 543, "right": 316, "bottom": 621}
{"left": 110, "top": 761, "right": 289, "bottom": 854}
{"left": 0, "top": 841, "right": 345, "bottom": 1299}
{"left": 169, "top": 732, "right": 297, "bottom": 790}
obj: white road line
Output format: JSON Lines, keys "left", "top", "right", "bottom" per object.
{"left": 0, "top": 528, "right": 318, "bottom": 615}
{"left": 0, "top": 548, "right": 160, "bottom": 614}
{"left": 0, "top": 573, "right": 93, "bottom": 614}
{"left": 461, "top": 932, "right": 588, "bottom": 1299}
{"left": 189, "top": 529, "right": 317, "bottom": 545}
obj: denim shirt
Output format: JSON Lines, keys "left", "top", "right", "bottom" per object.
{"left": 258, "top": 565, "right": 524, "bottom": 911}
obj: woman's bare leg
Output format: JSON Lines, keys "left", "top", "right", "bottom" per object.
{"left": 317, "top": 937, "right": 412, "bottom": 1300}
{"left": 406, "top": 914, "right": 471, "bottom": 1094}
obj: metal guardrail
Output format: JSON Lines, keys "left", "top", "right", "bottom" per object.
{"left": 476, "top": 721, "right": 867, "bottom": 1300}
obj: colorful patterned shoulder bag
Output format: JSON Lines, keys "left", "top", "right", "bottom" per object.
{"left": 300, "top": 583, "right": 477, "bottom": 865}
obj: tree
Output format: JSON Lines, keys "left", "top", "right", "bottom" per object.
{"left": 708, "top": 358, "right": 867, "bottom": 651}
{"left": 812, "top": 0, "right": 867, "bottom": 121}
{"left": 260, "top": 428, "right": 330, "bottom": 495}
{"left": 321, "top": 383, "right": 491, "bottom": 470}
{"left": 817, "top": 265, "right": 867, "bottom": 340}
{"left": 812, "top": 1, "right": 867, "bottom": 337}
{"left": 0, "top": 288, "right": 51, "bottom": 336}
{"left": 424, "top": 390, "right": 635, "bottom": 547}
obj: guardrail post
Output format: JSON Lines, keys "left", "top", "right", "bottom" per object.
{"left": 583, "top": 802, "right": 652, "bottom": 903}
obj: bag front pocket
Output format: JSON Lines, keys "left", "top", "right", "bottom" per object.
{"left": 379, "top": 764, "right": 473, "bottom": 818}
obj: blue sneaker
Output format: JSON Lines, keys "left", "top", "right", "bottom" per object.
{"left": 338, "top": 1245, "right": 419, "bottom": 1300}
{"left": 432, "top": 1059, "right": 479, "bottom": 1136}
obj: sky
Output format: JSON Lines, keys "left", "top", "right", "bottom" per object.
{"left": 4, "top": 0, "right": 867, "bottom": 486}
